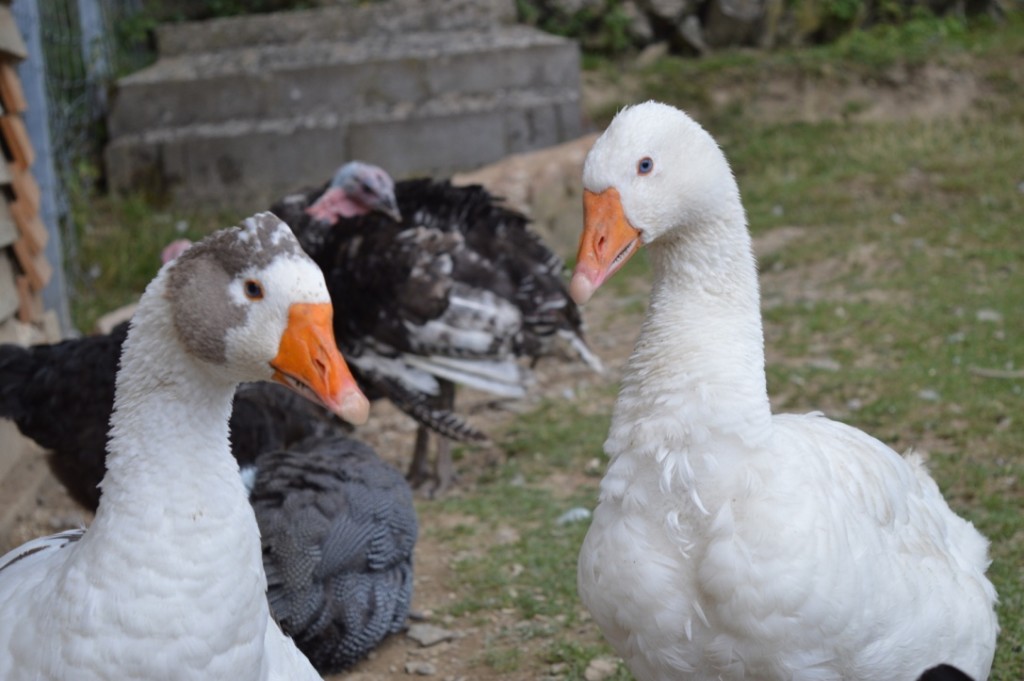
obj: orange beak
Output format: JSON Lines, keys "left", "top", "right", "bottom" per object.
{"left": 570, "top": 188, "right": 642, "bottom": 305}
{"left": 270, "top": 302, "right": 370, "bottom": 425}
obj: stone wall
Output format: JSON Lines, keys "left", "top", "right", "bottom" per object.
{"left": 517, "top": 0, "right": 1000, "bottom": 55}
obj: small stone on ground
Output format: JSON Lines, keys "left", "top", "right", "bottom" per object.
{"left": 407, "top": 623, "right": 459, "bottom": 647}
{"left": 584, "top": 656, "right": 621, "bottom": 681}
{"left": 405, "top": 661, "right": 437, "bottom": 676}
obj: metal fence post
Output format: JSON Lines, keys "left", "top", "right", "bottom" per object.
{"left": 77, "top": 0, "right": 110, "bottom": 111}
{"left": 13, "top": 0, "right": 73, "bottom": 336}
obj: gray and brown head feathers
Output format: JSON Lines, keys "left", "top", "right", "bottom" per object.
{"left": 165, "top": 212, "right": 309, "bottom": 364}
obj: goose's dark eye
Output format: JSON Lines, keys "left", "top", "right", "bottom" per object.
{"left": 244, "top": 279, "right": 264, "bottom": 300}
{"left": 638, "top": 157, "right": 654, "bottom": 175}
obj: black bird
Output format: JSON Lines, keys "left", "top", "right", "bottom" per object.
{"left": 917, "top": 665, "right": 976, "bottom": 681}
{"left": 0, "top": 322, "right": 128, "bottom": 508}
{"left": 273, "top": 165, "right": 602, "bottom": 494}
{"left": 249, "top": 435, "right": 417, "bottom": 673}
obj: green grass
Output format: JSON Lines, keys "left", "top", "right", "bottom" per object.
{"left": 66, "top": 12, "right": 1024, "bottom": 679}
{"left": 435, "top": 403, "right": 605, "bottom": 625}
{"left": 65, "top": 190, "right": 236, "bottom": 331}
{"left": 418, "top": 400, "right": 624, "bottom": 678}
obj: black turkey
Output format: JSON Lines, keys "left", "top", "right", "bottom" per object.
{"left": 273, "top": 167, "right": 602, "bottom": 495}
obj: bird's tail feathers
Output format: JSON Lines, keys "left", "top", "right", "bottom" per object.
{"left": 377, "top": 375, "right": 487, "bottom": 442}
{"left": 403, "top": 354, "right": 529, "bottom": 398}
{"left": 559, "top": 329, "right": 605, "bottom": 374}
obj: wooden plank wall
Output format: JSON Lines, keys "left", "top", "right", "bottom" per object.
{"left": 0, "top": 2, "right": 64, "bottom": 554}
{"left": 0, "top": 5, "right": 53, "bottom": 335}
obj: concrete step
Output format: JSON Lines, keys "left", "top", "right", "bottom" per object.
{"left": 155, "top": 0, "right": 516, "bottom": 57}
{"left": 103, "top": 0, "right": 584, "bottom": 206}
{"left": 108, "top": 26, "right": 579, "bottom": 138}
{"left": 105, "top": 88, "right": 581, "bottom": 208}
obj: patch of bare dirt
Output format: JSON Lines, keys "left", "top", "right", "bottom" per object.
{"left": 583, "top": 60, "right": 985, "bottom": 125}
{"left": 716, "top": 63, "right": 982, "bottom": 124}
{"left": 330, "top": 279, "right": 640, "bottom": 680}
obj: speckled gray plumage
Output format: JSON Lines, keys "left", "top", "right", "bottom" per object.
{"left": 172, "top": 212, "right": 307, "bottom": 278}
{"left": 270, "top": 191, "right": 333, "bottom": 254}
{"left": 250, "top": 436, "right": 417, "bottom": 673}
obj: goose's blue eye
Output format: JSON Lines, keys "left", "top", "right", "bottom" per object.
{"left": 244, "top": 280, "right": 264, "bottom": 300}
{"left": 638, "top": 157, "right": 654, "bottom": 175}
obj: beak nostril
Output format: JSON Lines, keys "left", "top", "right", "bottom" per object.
{"left": 597, "top": 235, "right": 606, "bottom": 255}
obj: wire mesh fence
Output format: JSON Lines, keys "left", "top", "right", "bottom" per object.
{"left": 28, "top": 0, "right": 316, "bottom": 331}
{"left": 41, "top": 0, "right": 152, "bottom": 185}
{"left": 32, "top": 0, "right": 154, "bottom": 323}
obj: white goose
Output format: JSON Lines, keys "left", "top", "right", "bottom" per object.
{"left": 0, "top": 213, "right": 370, "bottom": 680}
{"left": 571, "top": 102, "right": 998, "bottom": 681}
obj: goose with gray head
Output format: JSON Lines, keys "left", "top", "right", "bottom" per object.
{"left": 0, "top": 212, "right": 369, "bottom": 680}
{"left": 572, "top": 102, "right": 998, "bottom": 681}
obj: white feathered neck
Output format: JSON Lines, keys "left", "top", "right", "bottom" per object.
{"left": 68, "top": 264, "right": 272, "bottom": 677}
{"left": 92, "top": 261, "right": 253, "bottom": 540}
{"left": 605, "top": 191, "right": 773, "bottom": 476}
{"left": 100, "top": 266, "right": 245, "bottom": 509}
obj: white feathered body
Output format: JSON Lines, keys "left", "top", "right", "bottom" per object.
{"left": 576, "top": 160, "right": 997, "bottom": 680}
{"left": 580, "top": 410, "right": 996, "bottom": 681}
{"left": 0, "top": 248, "right": 321, "bottom": 680}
